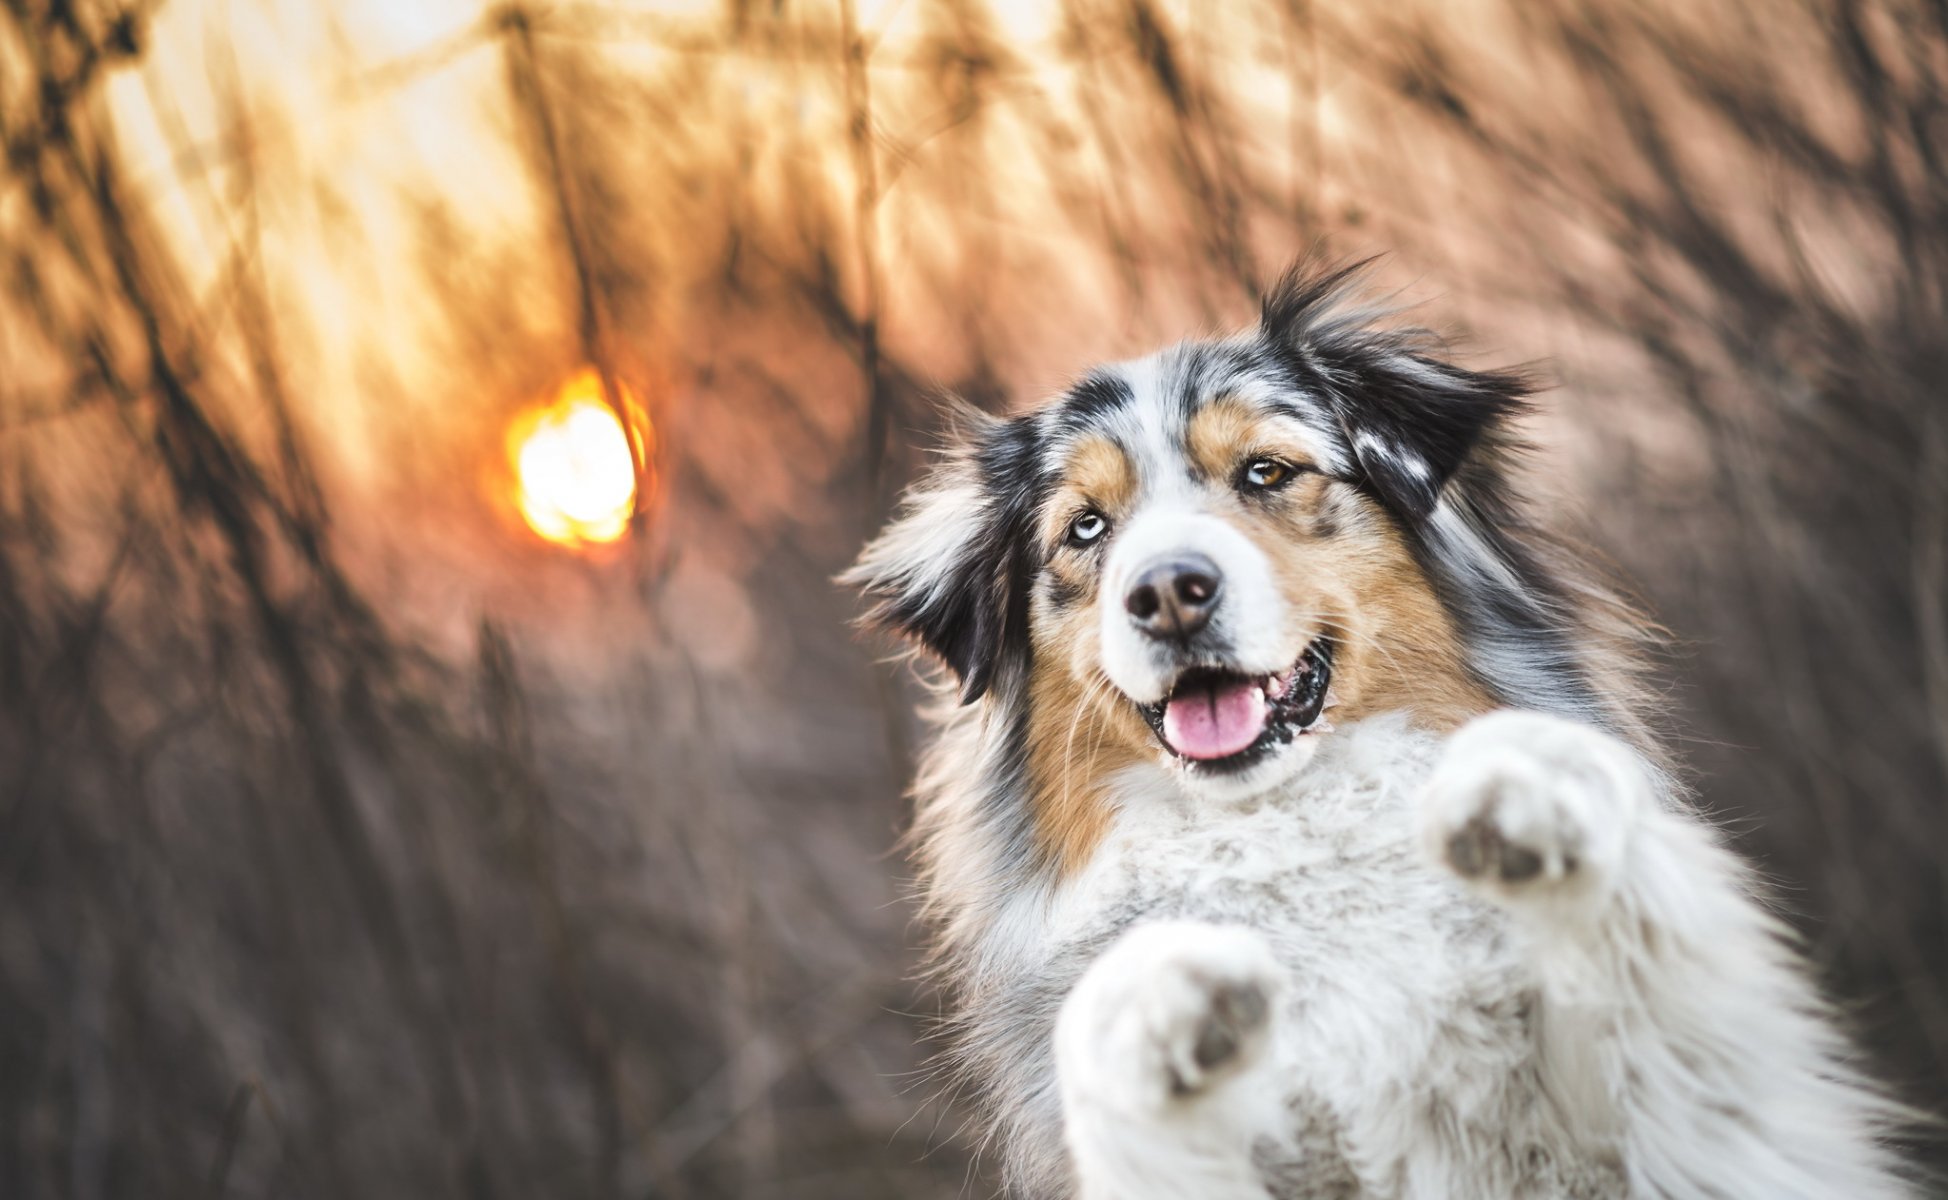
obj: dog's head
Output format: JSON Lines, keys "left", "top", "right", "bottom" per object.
{"left": 850, "top": 264, "right": 1531, "bottom": 850}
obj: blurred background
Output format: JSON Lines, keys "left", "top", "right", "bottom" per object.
{"left": 3, "top": 0, "right": 1945, "bottom": 1195}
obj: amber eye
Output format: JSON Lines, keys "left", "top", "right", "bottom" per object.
{"left": 1068, "top": 510, "right": 1108, "bottom": 546}
{"left": 1241, "top": 458, "right": 1294, "bottom": 490}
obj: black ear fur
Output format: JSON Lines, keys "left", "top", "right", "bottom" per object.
{"left": 1260, "top": 259, "right": 1530, "bottom": 520}
{"left": 845, "top": 408, "right": 1041, "bottom": 704}
{"left": 1323, "top": 352, "right": 1529, "bottom": 520}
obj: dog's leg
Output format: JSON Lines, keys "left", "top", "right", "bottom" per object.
{"left": 1055, "top": 921, "right": 1282, "bottom": 1200}
{"left": 1420, "top": 710, "right": 1909, "bottom": 1199}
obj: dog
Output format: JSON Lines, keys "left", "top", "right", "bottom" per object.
{"left": 846, "top": 261, "right": 1910, "bottom": 1198}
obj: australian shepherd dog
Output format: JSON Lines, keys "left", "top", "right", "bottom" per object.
{"left": 846, "top": 261, "right": 1910, "bottom": 1198}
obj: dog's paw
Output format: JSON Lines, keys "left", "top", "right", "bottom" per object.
{"left": 1420, "top": 711, "right": 1644, "bottom": 911}
{"left": 1056, "top": 922, "right": 1281, "bottom": 1115}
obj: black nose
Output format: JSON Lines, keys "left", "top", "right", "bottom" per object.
{"left": 1124, "top": 554, "right": 1223, "bottom": 641}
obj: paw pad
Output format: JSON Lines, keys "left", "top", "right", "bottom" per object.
{"left": 1180, "top": 976, "right": 1270, "bottom": 1091}
{"left": 1445, "top": 807, "right": 1572, "bottom": 885}
{"left": 1419, "top": 710, "right": 1638, "bottom": 908}
{"left": 1057, "top": 922, "right": 1282, "bottom": 1110}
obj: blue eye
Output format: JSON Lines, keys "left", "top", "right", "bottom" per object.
{"left": 1068, "top": 511, "right": 1108, "bottom": 546}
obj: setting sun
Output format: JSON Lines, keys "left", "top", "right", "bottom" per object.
{"left": 510, "top": 370, "right": 646, "bottom": 547}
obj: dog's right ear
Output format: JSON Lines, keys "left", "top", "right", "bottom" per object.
{"left": 842, "top": 406, "right": 1038, "bottom": 705}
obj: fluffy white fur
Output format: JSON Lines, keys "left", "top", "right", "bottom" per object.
{"left": 1040, "top": 712, "right": 1909, "bottom": 1198}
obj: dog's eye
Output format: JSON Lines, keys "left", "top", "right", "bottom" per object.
{"left": 1067, "top": 511, "right": 1108, "bottom": 547}
{"left": 1241, "top": 458, "right": 1295, "bottom": 490}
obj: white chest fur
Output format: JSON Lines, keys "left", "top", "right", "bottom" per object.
{"left": 1048, "top": 718, "right": 1531, "bottom": 1111}
{"left": 974, "top": 711, "right": 1908, "bottom": 1200}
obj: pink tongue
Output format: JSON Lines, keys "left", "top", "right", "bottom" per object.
{"left": 1162, "top": 679, "right": 1268, "bottom": 760}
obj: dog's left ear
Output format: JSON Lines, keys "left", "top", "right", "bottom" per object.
{"left": 1261, "top": 261, "right": 1529, "bottom": 520}
{"left": 1317, "top": 350, "right": 1529, "bottom": 520}
{"left": 842, "top": 405, "right": 1038, "bottom": 705}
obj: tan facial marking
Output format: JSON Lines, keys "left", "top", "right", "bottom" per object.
{"left": 1016, "top": 434, "right": 1148, "bottom": 872}
{"left": 1187, "top": 396, "right": 1324, "bottom": 485}
{"left": 1187, "top": 395, "right": 1260, "bottom": 482}
{"left": 1022, "top": 659, "right": 1147, "bottom": 875}
{"left": 1041, "top": 436, "right": 1137, "bottom": 546}
{"left": 1240, "top": 483, "right": 1491, "bottom": 729}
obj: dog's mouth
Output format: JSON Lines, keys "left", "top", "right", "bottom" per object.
{"left": 1137, "top": 640, "right": 1335, "bottom": 773}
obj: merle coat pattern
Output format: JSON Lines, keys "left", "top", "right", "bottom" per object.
{"left": 848, "top": 263, "right": 1910, "bottom": 1199}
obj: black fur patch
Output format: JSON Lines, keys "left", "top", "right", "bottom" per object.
{"left": 1050, "top": 372, "right": 1136, "bottom": 434}
{"left": 1259, "top": 260, "right": 1530, "bottom": 521}
{"left": 1043, "top": 570, "right": 1089, "bottom": 610}
{"left": 863, "top": 414, "right": 1049, "bottom": 704}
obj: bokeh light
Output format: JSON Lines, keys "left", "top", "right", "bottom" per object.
{"left": 510, "top": 369, "right": 645, "bottom": 547}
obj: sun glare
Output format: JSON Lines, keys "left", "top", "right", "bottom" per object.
{"left": 511, "top": 370, "right": 646, "bottom": 547}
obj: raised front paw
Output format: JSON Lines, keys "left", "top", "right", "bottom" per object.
{"left": 1056, "top": 921, "right": 1281, "bottom": 1115}
{"left": 1420, "top": 710, "right": 1646, "bottom": 910}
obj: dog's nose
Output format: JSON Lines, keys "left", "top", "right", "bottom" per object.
{"left": 1124, "top": 554, "right": 1223, "bottom": 640}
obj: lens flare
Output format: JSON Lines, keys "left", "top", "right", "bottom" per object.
{"left": 510, "top": 370, "right": 646, "bottom": 547}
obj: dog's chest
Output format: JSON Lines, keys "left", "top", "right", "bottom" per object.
{"left": 1048, "top": 724, "right": 1534, "bottom": 1153}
